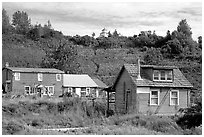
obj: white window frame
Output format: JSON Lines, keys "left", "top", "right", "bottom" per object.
{"left": 166, "top": 71, "right": 173, "bottom": 82}
{"left": 80, "top": 87, "right": 87, "bottom": 97}
{"left": 86, "top": 87, "right": 90, "bottom": 95}
{"left": 56, "top": 74, "right": 61, "bottom": 81}
{"left": 24, "top": 86, "right": 31, "bottom": 95}
{"left": 38, "top": 73, "right": 43, "bottom": 81}
{"left": 15, "top": 72, "right": 20, "bottom": 81}
{"left": 153, "top": 70, "right": 160, "bottom": 81}
{"left": 150, "top": 89, "right": 160, "bottom": 105}
{"left": 45, "top": 86, "right": 54, "bottom": 96}
{"left": 170, "top": 90, "right": 179, "bottom": 105}
{"left": 68, "top": 87, "right": 72, "bottom": 93}
{"left": 153, "top": 70, "right": 173, "bottom": 82}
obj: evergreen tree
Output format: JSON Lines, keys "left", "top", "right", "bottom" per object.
{"left": 2, "top": 9, "right": 12, "bottom": 34}
{"left": 12, "top": 11, "right": 31, "bottom": 35}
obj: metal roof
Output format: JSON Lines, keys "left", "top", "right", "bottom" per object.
{"left": 4, "top": 67, "right": 64, "bottom": 74}
{"left": 91, "top": 77, "right": 108, "bottom": 88}
{"left": 63, "top": 74, "right": 98, "bottom": 87}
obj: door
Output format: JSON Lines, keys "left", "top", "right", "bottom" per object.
{"left": 125, "top": 89, "right": 131, "bottom": 113}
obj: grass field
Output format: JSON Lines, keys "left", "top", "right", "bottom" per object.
{"left": 2, "top": 97, "right": 202, "bottom": 135}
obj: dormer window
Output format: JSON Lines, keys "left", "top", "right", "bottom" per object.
{"left": 153, "top": 70, "right": 173, "bottom": 82}
{"left": 160, "top": 71, "right": 166, "bottom": 80}
{"left": 167, "top": 71, "right": 173, "bottom": 81}
{"left": 153, "top": 70, "right": 159, "bottom": 80}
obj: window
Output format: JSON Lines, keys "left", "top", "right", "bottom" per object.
{"left": 45, "top": 86, "right": 54, "bottom": 96}
{"left": 24, "top": 86, "right": 30, "bottom": 95}
{"left": 153, "top": 70, "right": 173, "bottom": 82}
{"left": 38, "top": 73, "right": 43, "bottom": 81}
{"left": 56, "top": 74, "right": 61, "bottom": 81}
{"left": 167, "top": 71, "right": 173, "bottom": 81}
{"left": 15, "top": 72, "right": 20, "bottom": 81}
{"left": 68, "top": 87, "right": 72, "bottom": 93}
{"left": 81, "top": 87, "right": 86, "bottom": 97}
{"left": 86, "top": 87, "right": 90, "bottom": 95}
{"left": 160, "top": 71, "right": 166, "bottom": 80}
{"left": 153, "top": 70, "right": 159, "bottom": 80}
{"left": 170, "top": 90, "right": 179, "bottom": 105}
{"left": 30, "top": 87, "right": 35, "bottom": 95}
{"left": 150, "top": 90, "right": 159, "bottom": 105}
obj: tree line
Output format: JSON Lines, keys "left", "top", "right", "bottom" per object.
{"left": 2, "top": 9, "right": 202, "bottom": 71}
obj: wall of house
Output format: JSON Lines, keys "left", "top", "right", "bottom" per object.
{"left": 115, "top": 69, "right": 136, "bottom": 114}
{"left": 2, "top": 69, "right": 13, "bottom": 93}
{"left": 137, "top": 87, "right": 188, "bottom": 115}
{"left": 11, "top": 72, "right": 63, "bottom": 97}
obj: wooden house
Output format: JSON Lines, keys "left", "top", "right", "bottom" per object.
{"left": 2, "top": 65, "right": 64, "bottom": 97}
{"left": 113, "top": 61, "right": 193, "bottom": 115}
{"left": 63, "top": 74, "right": 107, "bottom": 98}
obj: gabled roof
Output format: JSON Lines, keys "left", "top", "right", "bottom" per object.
{"left": 3, "top": 67, "right": 64, "bottom": 74}
{"left": 114, "top": 64, "right": 193, "bottom": 88}
{"left": 63, "top": 74, "right": 98, "bottom": 87}
{"left": 91, "top": 77, "right": 108, "bottom": 88}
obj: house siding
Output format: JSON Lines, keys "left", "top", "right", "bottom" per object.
{"left": 137, "top": 88, "right": 188, "bottom": 115}
{"left": 2, "top": 69, "right": 13, "bottom": 93}
{"left": 115, "top": 69, "right": 136, "bottom": 114}
{"left": 6, "top": 70, "right": 63, "bottom": 97}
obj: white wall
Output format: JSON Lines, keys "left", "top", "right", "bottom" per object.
{"left": 137, "top": 87, "right": 150, "bottom": 93}
{"left": 76, "top": 88, "right": 81, "bottom": 97}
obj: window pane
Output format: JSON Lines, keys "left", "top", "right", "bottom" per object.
{"left": 72, "top": 88, "right": 76, "bottom": 93}
{"left": 171, "top": 98, "right": 177, "bottom": 105}
{"left": 151, "top": 91, "right": 158, "bottom": 97}
{"left": 167, "top": 71, "right": 172, "bottom": 80}
{"left": 151, "top": 98, "right": 158, "bottom": 105}
{"left": 153, "top": 70, "right": 159, "bottom": 80}
{"left": 81, "top": 87, "right": 86, "bottom": 91}
{"left": 56, "top": 74, "right": 61, "bottom": 81}
{"left": 49, "top": 87, "right": 54, "bottom": 94}
{"left": 161, "top": 71, "right": 165, "bottom": 80}
{"left": 171, "top": 91, "right": 178, "bottom": 98}
{"left": 81, "top": 92, "right": 86, "bottom": 97}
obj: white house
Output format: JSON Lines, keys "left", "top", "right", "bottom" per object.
{"left": 62, "top": 74, "right": 107, "bottom": 98}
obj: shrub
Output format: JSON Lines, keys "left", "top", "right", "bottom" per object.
{"left": 3, "top": 121, "right": 24, "bottom": 135}
{"left": 176, "top": 103, "right": 202, "bottom": 129}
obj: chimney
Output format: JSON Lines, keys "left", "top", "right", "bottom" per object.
{"left": 137, "top": 59, "right": 142, "bottom": 80}
{"left": 5, "top": 62, "right": 9, "bottom": 67}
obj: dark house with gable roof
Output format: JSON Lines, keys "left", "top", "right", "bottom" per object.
{"left": 2, "top": 64, "right": 64, "bottom": 97}
{"left": 113, "top": 60, "right": 193, "bottom": 115}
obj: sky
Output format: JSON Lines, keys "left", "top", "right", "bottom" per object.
{"left": 2, "top": 1, "right": 202, "bottom": 40}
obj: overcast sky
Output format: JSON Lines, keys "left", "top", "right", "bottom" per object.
{"left": 2, "top": 1, "right": 202, "bottom": 40}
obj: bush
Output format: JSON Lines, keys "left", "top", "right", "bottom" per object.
{"left": 176, "top": 103, "right": 202, "bottom": 129}
{"left": 3, "top": 121, "right": 24, "bottom": 135}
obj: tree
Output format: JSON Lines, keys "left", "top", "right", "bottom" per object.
{"left": 198, "top": 36, "right": 202, "bottom": 49}
{"left": 12, "top": 11, "right": 31, "bottom": 35}
{"left": 177, "top": 19, "right": 192, "bottom": 37}
{"left": 2, "top": 9, "right": 12, "bottom": 34}
{"left": 112, "top": 29, "right": 119, "bottom": 37}
{"left": 92, "top": 32, "right": 95, "bottom": 38}
{"left": 143, "top": 48, "right": 164, "bottom": 65}
{"left": 41, "top": 39, "right": 81, "bottom": 73}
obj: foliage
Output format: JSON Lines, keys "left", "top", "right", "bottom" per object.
{"left": 143, "top": 48, "right": 163, "bottom": 65}
{"left": 2, "top": 9, "right": 13, "bottom": 34}
{"left": 177, "top": 19, "right": 192, "bottom": 37}
{"left": 41, "top": 39, "right": 81, "bottom": 73}
{"left": 12, "top": 11, "right": 31, "bottom": 35}
{"left": 176, "top": 102, "right": 202, "bottom": 129}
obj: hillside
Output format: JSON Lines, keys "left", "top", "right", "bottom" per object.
{"left": 2, "top": 32, "right": 202, "bottom": 102}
